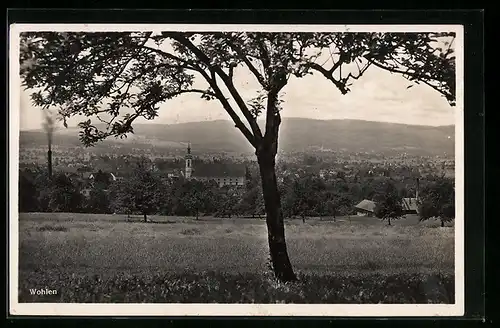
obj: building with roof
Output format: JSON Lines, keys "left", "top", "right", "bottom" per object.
{"left": 401, "top": 197, "right": 419, "bottom": 214}
{"left": 354, "top": 197, "right": 419, "bottom": 217}
{"left": 402, "top": 177, "right": 420, "bottom": 214}
{"left": 82, "top": 171, "right": 118, "bottom": 182}
{"left": 184, "top": 143, "right": 246, "bottom": 187}
{"left": 354, "top": 199, "right": 376, "bottom": 216}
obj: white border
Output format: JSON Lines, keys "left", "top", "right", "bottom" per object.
{"left": 9, "top": 24, "right": 465, "bottom": 317}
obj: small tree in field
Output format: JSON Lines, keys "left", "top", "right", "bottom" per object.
{"left": 113, "top": 157, "right": 162, "bottom": 222}
{"left": 49, "top": 173, "right": 83, "bottom": 212}
{"left": 321, "top": 197, "right": 339, "bottom": 221}
{"left": 20, "top": 30, "right": 456, "bottom": 282}
{"left": 217, "top": 186, "right": 242, "bottom": 218}
{"left": 238, "top": 168, "right": 265, "bottom": 218}
{"left": 173, "top": 179, "right": 218, "bottom": 219}
{"left": 238, "top": 184, "right": 264, "bottom": 218}
{"left": 86, "top": 185, "right": 112, "bottom": 214}
{"left": 110, "top": 179, "right": 133, "bottom": 217}
{"left": 373, "top": 180, "right": 404, "bottom": 226}
{"left": 418, "top": 177, "right": 455, "bottom": 227}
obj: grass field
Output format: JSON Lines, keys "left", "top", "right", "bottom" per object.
{"left": 18, "top": 213, "right": 455, "bottom": 303}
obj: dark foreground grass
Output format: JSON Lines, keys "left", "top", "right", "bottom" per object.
{"left": 19, "top": 269, "right": 454, "bottom": 304}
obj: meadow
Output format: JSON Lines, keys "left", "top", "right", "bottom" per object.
{"left": 17, "top": 213, "right": 455, "bottom": 303}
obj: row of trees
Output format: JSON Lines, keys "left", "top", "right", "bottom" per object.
{"left": 280, "top": 175, "right": 353, "bottom": 221}
{"left": 18, "top": 166, "right": 245, "bottom": 221}
{"left": 372, "top": 177, "right": 455, "bottom": 227}
{"left": 19, "top": 159, "right": 455, "bottom": 227}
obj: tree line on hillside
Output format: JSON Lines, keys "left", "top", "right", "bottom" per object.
{"left": 19, "top": 159, "right": 455, "bottom": 226}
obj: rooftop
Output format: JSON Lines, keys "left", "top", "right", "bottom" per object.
{"left": 354, "top": 199, "right": 376, "bottom": 212}
{"left": 192, "top": 163, "right": 246, "bottom": 178}
{"left": 401, "top": 197, "right": 419, "bottom": 212}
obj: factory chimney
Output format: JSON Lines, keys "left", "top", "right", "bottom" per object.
{"left": 42, "top": 110, "right": 56, "bottom": 178}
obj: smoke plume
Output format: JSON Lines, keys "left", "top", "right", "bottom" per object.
{"left": 42, "top": 110, "right": 57, "bottom": 150}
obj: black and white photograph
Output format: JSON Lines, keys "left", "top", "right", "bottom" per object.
{"left": 9, "top": 23, "right": 464, "bottom": 316}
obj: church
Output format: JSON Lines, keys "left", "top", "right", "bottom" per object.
{"left": 183, "top": 143, "right": 247, "bottom": 188}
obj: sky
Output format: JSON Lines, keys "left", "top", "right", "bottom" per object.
{"left": 18, "top": 40, "right": 456, "bottom": 131}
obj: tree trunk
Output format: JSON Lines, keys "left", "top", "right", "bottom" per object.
{"left": 143, "top": 212, "right": 147, "bottom": 222}
{"left": 441, "top": 220, "right": 445, "bottom": 227}
{"left": 388, "top": 217, "right": 391, "bottom": 226}
{"left": 257, "top": 152, "right": 297, "bottom": 282}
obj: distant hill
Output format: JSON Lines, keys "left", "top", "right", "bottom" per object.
{"left": 20, "top": 118, "right": 455, "bottom": 156}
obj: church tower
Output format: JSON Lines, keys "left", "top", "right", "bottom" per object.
{"left": 185, "top": 142, "right": 193, "bottom": 179}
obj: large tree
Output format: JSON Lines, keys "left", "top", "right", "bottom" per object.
{"left": 19, "top": 30, "right": 456, "bottom": 282}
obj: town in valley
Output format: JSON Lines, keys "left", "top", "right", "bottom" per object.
{"left": 19, "top": 119, "right": 455, "bottom": 221}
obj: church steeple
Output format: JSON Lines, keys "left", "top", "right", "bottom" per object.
{"left": 185, "top": 142, "right": 193, "bottom": 179}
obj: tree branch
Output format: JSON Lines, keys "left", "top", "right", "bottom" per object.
{"left": 255, "top": 37, "right": 271, "bottom": 78}
{"left": 141, "top": 45, "right": 199, "bottom": 71}
{"left": 306, "top": 62, "right": 349, "bottom": 94}
{"left": 166, "top": 88, "right": 218, "bottom": 99}
{"left": 226, "top": 40, "right": 268, "bottom": 89}
{"left": 166, "top": 32, "right": 264, "bottom": 142}
{"left": 192, "top": 64, "right": 258, "bottom": 148}
{"left": 343, "top": 60, "right": 372, "bottom": 82}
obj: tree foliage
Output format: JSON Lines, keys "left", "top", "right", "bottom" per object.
{"left": 111, "top": 157, "right": 163, "bottom": 221}
{"left": 280, "top": 175, "right": 353, "bottom": 220}
{"left": 45, "top": 172, "right": 83, "bottom": 212}
{"left": 86, "top": 184, "right": 112, "bottom": 214}
{"left": 373, "top": 179, "right": 404, "bottom": 225}
{"left": 92, "top": 169, "right": 112, "bottom": 189}
{"left": 214, "top": 186, "right": 241, "bottom": 218}
{"left": 236, "top": 168, "right": 265, "bottom": 218}
{"left": 181, "top": 179, "right": 214, "bottom": 219}
{"left": 418, "top": 176, "right": 455, "bottom": 227}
